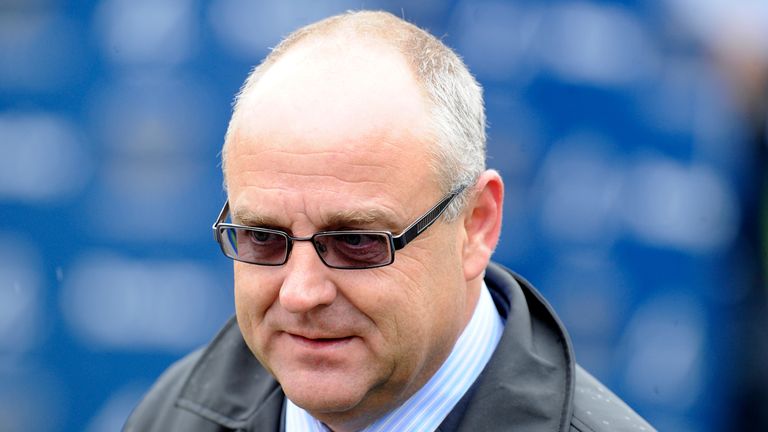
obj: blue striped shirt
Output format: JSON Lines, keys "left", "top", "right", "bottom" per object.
{"left": 286, "top": 282, "right": 505, "bottom": 432}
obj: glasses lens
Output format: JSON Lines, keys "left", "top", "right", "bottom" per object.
{"left": 314, "top": 232, "right": 392, "bottom": 268}
{"left": 219, "top": 227, "right": 288, "bottom": 265}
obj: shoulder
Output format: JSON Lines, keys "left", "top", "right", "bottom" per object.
{"left": 124, "top": 317, "right": 284, "bottom": 431}
{"left": 123, "top": 349, "right": 222, "bottom": 431}
{"left": 123, "top": 317, "right": 249, "bottom": 431}
{"left": 570, "top": 365, "right": 655, "bottom": 432}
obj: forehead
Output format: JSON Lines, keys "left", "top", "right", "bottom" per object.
{"left": 234, "top": 38, "right": 432, "bottom": 150}
{"left": 225, "top": 38, "right": 441, "bottom": 222}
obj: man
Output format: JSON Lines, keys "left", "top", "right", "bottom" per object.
{"left": 125, "top": 11, "right": 655, "bottom": 432}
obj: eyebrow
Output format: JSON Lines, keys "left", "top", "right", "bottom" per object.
{"left": 231, "top": 205, "right": 402, "bottom": 232}
{"left": 231, "top": 207, "right": 282, "bottom": 227}
{"left": 324, "top": 208, "right": 401, "bottom": 231}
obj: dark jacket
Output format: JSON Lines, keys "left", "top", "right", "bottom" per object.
{"left": 124, "top": 262, "right": 655, "bottom": 431}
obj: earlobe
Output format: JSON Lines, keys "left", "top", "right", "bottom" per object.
{"left": 462, "top": 170, "right": 504, "bottom": 281}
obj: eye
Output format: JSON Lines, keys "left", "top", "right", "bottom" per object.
{"left": 339, "top": 234, "right": 364, "bottom": 246}
{"left": 246, "top": 229, "right": 285, "bottom": 247}
{"left": 250, "top": 230, "right": 273, "bottom": 243}
{"left": 313, "top": 232, "right": 392, "bottom": 267}
{"left": 235, "top": 228, "right": 288, "bottom": 264}
{"left": 332, "top": 233, "right": 388, "bottom": 256}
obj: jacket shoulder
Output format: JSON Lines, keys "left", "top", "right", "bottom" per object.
{"left": 123, "top": 348, "right": 224, "bottom": 431}
{"left": 570, "top": 365, "right": 655, "bottom": 432}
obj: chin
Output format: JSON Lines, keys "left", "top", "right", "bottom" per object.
{"left": 286, "top": 386, "right": 364, "bottom": 415}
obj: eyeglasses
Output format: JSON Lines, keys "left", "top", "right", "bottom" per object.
{"left": 212, "top": 186, "right": 465, "bottom": 270}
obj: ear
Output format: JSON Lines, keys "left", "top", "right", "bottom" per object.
{"left": 461, "top": 170, "right": 504, "bottom": 282}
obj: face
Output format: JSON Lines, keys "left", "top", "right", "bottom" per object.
{"left": 225, "top": 40, "right": 476, "bottom": 429}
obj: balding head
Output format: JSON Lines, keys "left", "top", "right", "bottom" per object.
{"left": 223, "top": 10, "right": 486, "bottom": 219}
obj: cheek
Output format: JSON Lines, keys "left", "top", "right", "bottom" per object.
{"left": 355, "top": 266, "right": 463, "bottom": 387}
{"left": 385, "top": 232, "right": 468, "bottom": 335}
{"left": 233, "top": 264, "right": 279, "bottom": 339}
{"left": 362, "top": 265, "right": 440, "bottom": 344}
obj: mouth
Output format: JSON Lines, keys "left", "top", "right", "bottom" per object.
{"left": 288, "top": 333, "right": 355, "bottom": 349}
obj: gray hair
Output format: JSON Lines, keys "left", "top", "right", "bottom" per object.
{"left": 223, "top": 10, "right": 486, "bottom": 220}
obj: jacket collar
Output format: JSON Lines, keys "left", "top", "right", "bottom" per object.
{"left": 175, "top": 262, "right": 575, "bottom": 431}
{"left": 452, "top": 262, "right": 575, "bottom": 431}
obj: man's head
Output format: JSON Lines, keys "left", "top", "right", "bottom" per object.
{"left": 220, "top": 10, "right": 504, "bottom": 431}
{"left": 224, "top": 10, "right": 487, "bottom": 218}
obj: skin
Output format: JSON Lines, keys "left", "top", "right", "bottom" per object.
{"left": 224, "top": 36, "right": 504, "bottom": 432}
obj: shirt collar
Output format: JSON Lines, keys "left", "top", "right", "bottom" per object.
{"left": 286, "top": 282, "right": 505, "bottom": 432}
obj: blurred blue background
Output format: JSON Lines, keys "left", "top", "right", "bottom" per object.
{"left": 1, "top": 1, "right": 766, "bottom": 431}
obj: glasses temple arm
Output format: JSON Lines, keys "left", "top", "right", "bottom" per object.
{"left": 391, "top": 187, "right": 465, "bottom": 250}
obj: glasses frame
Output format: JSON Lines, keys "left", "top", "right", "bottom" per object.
{"left": 211, "top": 185, "right": 466, "bottom": 270}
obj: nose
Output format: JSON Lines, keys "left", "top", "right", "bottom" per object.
{"left": 279, "top": 241, "right": 337, "bottom": 313}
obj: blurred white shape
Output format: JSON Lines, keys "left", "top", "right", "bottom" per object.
{"left": 61, "top": 252, "right": 228, "bottom": 351}
{"left": 622, "top": 157, "right": 739, "bottom": 253}
{"left": 534, "top": 2, "right": 659, "bottom": 86}
{"left": 665, "top": 0, "right": 768, "bottom": 62}
{"left": 0, "top": 234, "right": 42, "bottom": 353}
{"left": 537, "top": 133, "right": 623, "bottom": 246}
{"left": 86, "top": 383, "right": 148, "bottom": 432}
{"left": 622, "top": 292, "right": 705, "bottom": 409}
{"left": 94, "top": 0, "right": 195, "bottom": 65}
{"left": 0, "top": 112, "right": 91, "bottom": 202}
{"left": 89, "top": 74, "right": 215, "bottom": 155}
{"left": 208, "top": 0, "right": 373, "bottom": 59}
{"left": 0, "top": 10, "right": 82, "bottom": 91}
{"left": 453, "top": 1, "right": 539, "bottom": 80}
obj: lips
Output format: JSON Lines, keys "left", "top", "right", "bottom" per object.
{"left": 288, "top": 333, "right": 355, "bottom": 349}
